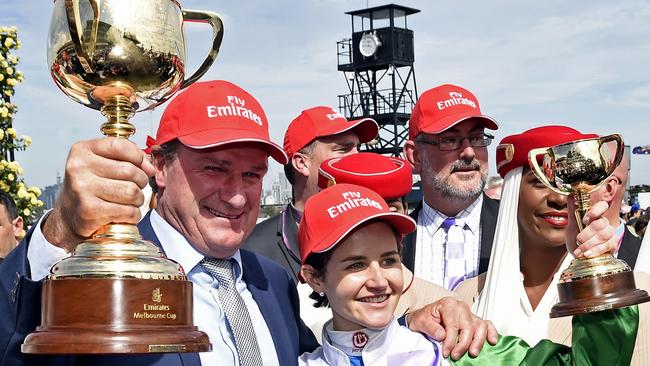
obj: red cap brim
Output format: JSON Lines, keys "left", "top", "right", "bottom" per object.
{"left": 419, "top": 113, "right": 498, "bottom": 136}
{"left": 348, "top": 118, "right": 380, "bottom": 143}
{"left": 179, "top": 129, "right": 288, "bottom": 164}
{"left": 318, "top": 117, "right": 379, "bottom": 144}
{"left": 311, "top": 212, "right": 416, "bottom": 256}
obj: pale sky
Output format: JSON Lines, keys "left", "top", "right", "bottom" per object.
{"left": 2, "top": 0, "right": 650, "bottom": 191}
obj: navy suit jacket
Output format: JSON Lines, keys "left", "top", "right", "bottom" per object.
{"left": 0, "top": 213, "right": 318, "bottom": 366}
{"left": 618, "top": 225, "right": 642, "bottom": 270}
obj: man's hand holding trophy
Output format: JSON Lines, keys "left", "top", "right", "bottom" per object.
{"left": 22, "top": 0, "right": 223, "bottom": 354}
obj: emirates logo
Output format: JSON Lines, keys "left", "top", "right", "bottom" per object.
{"left": 352, "top": 331, "right": 369, "bottom": 348}
{"left": 152, "top": 288, "right": 163, "bottom": 303}
{"left": 436, "top": 91, "right": 477, "bottom": 110}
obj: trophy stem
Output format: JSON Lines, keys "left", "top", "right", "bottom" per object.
{"left": 100, "top": 95, "right": 136, "bottom": 139}
{"left": 92, "top": 222, "right": 141, "bottom": 240}
{"left": 573, "top": 187, "right": 590, "bottom": 232}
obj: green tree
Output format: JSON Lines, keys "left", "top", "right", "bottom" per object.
{"left": 0, "top": 26, "right": 43, "bottom": 230}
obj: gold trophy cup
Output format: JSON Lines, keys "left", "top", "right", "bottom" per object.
{"left": 22, "top": 0, "right": 223, "bottom": 354}
{"left": 529, "top": 134, "right": 650, "bottom": 317}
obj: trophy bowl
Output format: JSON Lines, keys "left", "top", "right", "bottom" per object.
{"left": 529, "top": 134, "right": 650, "bottom": 318}
{"left": 22, "top": 0, "right": 223, "bottom": 354}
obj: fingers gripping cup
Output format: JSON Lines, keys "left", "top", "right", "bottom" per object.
{"left": 528, "top": 134, "right": 650, "bottom": 317}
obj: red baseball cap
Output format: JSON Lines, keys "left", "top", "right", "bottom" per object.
{"left": 283, "top": 106, "right": 379, "bottom": 158}
{"left": 154, "top": 80, "right": 288, "bottom": 164}
{"left": 318, "top": 153, "right": 413, "bottom": 200}
{"left": 496, "top": 125, "right": 598, "bottom": 178}
{"left": 409, "top": 84, "right": 498, "bottom": 140}
{"left": 298, "top": 183, "right": 416, "bottom": 264}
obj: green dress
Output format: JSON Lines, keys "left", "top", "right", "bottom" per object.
{"left": 452, "top": 306, "right": 639, "bottom": 366}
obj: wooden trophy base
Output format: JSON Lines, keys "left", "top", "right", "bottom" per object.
{"left": 22, "top": 278, "right": 211, "bottom": 354}
{"left": 550, "top": 270, "right": 650, "bottom": 318}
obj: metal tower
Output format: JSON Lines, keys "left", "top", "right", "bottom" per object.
{"left": 337, "top": 4, "right": 420, "bottom": 156}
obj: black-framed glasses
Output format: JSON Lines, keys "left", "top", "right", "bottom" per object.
{"left": 415, "top": 133, "right": 494, "bottom": 151}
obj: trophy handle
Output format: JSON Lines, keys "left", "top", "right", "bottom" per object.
{"left": 528, "top": 147, "right": 566, "bottom": 195}
{"left": 180, "top": 10, "right": 224, "bottom": 89}
{"left": 64, "top": 0, "right": 99, "bottom": 74}
{"left": 599, "top": 134, "right": 625, "bottom": 176}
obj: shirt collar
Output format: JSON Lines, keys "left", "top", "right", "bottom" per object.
{"left": 615, "top": 219, "right": 626, "bottom": 240}
{"left": 288, "top": 203, "right": 303, "bottom": 224}
{"left": 615, "top": 219, "right": 626, "bottom": 253}
{"left": 325, "top": 322, "right": 383, "bottom": 356}
{"left": 518, "top": 253, "right": 572, "bottom": 317}
{"left": 321, "top": 318, "right": 392, "bottom": 365}
{"left": 150, "top": 210, "right": 244, "bottom": 280}
{"left": 320, "top": 318, "right": 434, "bottom": 365}
{"left": 421, "top": 195, "right": 483, "bottom": 234}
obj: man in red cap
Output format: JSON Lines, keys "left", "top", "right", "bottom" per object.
{"left": 0, "top": 80, "right": 319, "bottom": 365}
{"left": 403, "top": 84, "right": 500, "bottom": 290}
{"left": 244, "top": 106, "right": 379, "bottom": 279}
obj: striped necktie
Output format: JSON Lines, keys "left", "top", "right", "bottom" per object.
{"left": 442, "top": 217, "right": 466, "bottom": 290}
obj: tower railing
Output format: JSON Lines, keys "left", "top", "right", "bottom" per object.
{"left": 337, "top": 38, "right": 353, "bottom": 67}
{"left": 338, "top": 88, "right": 414, "bottom": 120}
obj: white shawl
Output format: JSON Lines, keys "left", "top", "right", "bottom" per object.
{"left": 472, "top": 167, "right": 572, "bottom": 345}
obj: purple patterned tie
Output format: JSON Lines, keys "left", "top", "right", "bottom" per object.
{"left": 442, "top": 217, "right": 466, "bottom": 290}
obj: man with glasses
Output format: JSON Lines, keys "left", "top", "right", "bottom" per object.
{"left": 403, "top": 84, "right": 500, "bottom": 290}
